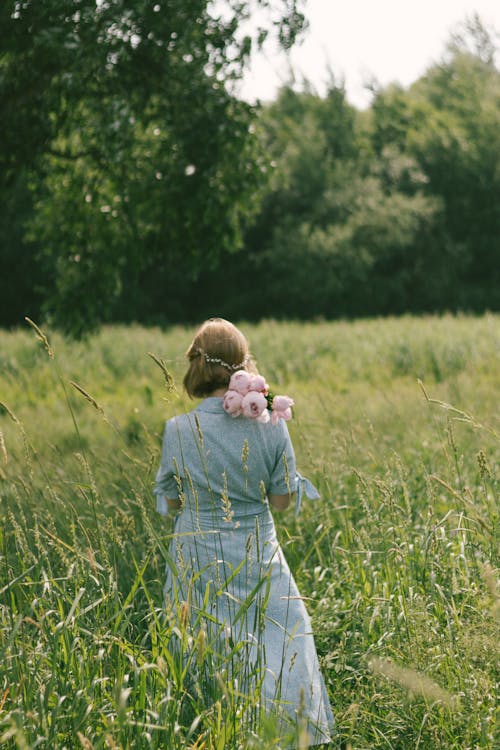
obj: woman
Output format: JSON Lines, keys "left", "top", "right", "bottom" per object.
{"left": 154, "top": 318, "right": 334, "bottom": 746}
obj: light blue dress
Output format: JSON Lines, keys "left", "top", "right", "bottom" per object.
{"left": 154, "top": 397, "right": 334, "bottom": 745}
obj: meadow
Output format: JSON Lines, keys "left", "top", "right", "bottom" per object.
{"left": 0, "top": 314, "right": 498, "bottom": 749}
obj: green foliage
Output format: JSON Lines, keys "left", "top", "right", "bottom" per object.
{"left": 407, "top": 48, "right": 500, "bottom": 306}
{"left": 0, "top": 315, "right": 499, "bottom": 747}
{"left": 364, "top": 15, "right": 500, "bottom": 311}
{"left": 1, "top": 11, "right": 499, "bottom": 331}
{"left": 0, "top": 171, "right": 46, "bottom": 327}
{"left": 224, "top": 82, "right": 450, "bottom": 320}
{"left": 225, "top": 16, "right": 500, "bottom": 323}
{"left": 0, "top": 0, "right": 306, "bottom": 335}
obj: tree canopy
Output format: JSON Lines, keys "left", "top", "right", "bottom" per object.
{"left": 0, "top": 0, "right": 306, "bottom": 333}
{"left": 1, "top": 9, "right": 499, "bottom": 332}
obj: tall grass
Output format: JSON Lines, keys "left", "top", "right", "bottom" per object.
{"left": 0, "top": 314, "right": 499, "bottom": 748}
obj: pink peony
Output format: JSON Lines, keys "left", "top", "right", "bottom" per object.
{"left": 272, "top": 395, "right": 294, "bottom": 412}
{"left": 257, "top": 409, "right": 270, "bottom": 424}
{"left": 271, "top": 395, "right": 294, "bottom": 424}
{"left": 271, "top": 407, "right": 292, "bottom": 424}
{"left": 248, "top": 374, "right": 269, "bottom": 394}
{"left": 228, "top": 370, "right": 252, "bottom": 395}
{"left": 223, "top": 390, "right": 243, "bottom": 417}
{"left": 241, "top": 391, "right": 268, "bottom": 419}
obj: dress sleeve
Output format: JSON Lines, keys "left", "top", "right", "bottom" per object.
{"left": 268, "top": 420, "right": 298, "bottom": 496}
{"left": 154, "top": 418, "right": 181, "bottom": 515}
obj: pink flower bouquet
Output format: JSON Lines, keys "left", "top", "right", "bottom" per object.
{"left": 223, "top": 370, "right": 294, "bottom": 424}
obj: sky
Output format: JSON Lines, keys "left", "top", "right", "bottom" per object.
{"left": 236, "top": 0, "right": 500, "bottom": 109}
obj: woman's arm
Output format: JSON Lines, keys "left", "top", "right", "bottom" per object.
{"left": 268, "top": 492, "right": 295, "bottom": 511}
{"left": 154, "top": 419, "right": 182, "bottom": 515}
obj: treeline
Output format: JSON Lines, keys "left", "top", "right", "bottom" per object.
{"left": 162, "top": 19, "right": 500, "bottom": 325}
{"left": 1, "top": 6, "right": 499, "bottom": 334}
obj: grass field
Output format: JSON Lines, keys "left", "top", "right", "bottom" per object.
{"left": 0, "top": 315, "right": 499, "bottom": 749}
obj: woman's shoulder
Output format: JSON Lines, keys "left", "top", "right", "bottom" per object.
{"left": 164, "top": 403, "right": 292, "bottom": 443}
{"left": 163, "top": 411, "right": 190, "bottom": 432}
{"left": 164, "top": 404, "right": 211, "bottom": 431}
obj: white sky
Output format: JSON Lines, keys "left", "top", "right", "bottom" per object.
{"left": 236, "top": 0, "right": 500, "bottom": 109}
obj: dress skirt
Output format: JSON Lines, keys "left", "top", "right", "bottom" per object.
{"left": 164, "top": 503, "right": 335, "bottom": 746}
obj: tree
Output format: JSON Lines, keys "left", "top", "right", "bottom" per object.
{"left": 0, "top": 171, "right": 47, "bottom": 327}
{"left": 0, "top": 0, "right": 306, "bottom": 334}
{"left": 407, "top": 21, "right": 500, "bottom": 308}
{"left": 180, "top": 18, "right": 500, "bottom": 324}
{"left": 234, "top": 83, "right": 445, "bottom": 319}
{"left": 364, "top": 15, "right": 500, "bottom": 313}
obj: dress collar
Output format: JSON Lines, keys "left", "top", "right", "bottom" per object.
{"left": 195, "top": 397, "right": 225, "bottom": 414}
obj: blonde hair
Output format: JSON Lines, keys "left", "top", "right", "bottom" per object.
{"left": 183, "top": 318, "right": 257, "bottom": 398}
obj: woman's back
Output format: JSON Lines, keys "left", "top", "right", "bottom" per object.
{"left": 157, "top": 396, "right": 296, "bottom": 521}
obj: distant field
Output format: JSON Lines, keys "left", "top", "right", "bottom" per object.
{"left": 1, "top": 315, "right": 499, "bottom": 749}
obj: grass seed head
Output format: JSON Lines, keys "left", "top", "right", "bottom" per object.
{"left": 197, "top": 627, "right": 207, "bottom": 665}
{"left": 25, "top": 317, "right": 54, "bottom": 358}
{"left": 369, "top": 656, "right": 457, "bottom": 708}
{"left": 70, "top": 381, "right": 104, "bottom": 413}
{"left": 77, "top": 732, "right": 94, "bottom": 750}
{"left": 483, "top": 562, "right": 500, "bottom": 621}
{"left": 0, "top": 430, "right": 7, "bottom": 464}
{"left": 148, "top": 352, "right": 177, "bottom": 394}
{"left": 180, "top": 600, "right": 190, "bottom": 628}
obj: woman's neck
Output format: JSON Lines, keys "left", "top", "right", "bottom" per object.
{"left": 209, "top": 388, "right": 227, "bottom": 397}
